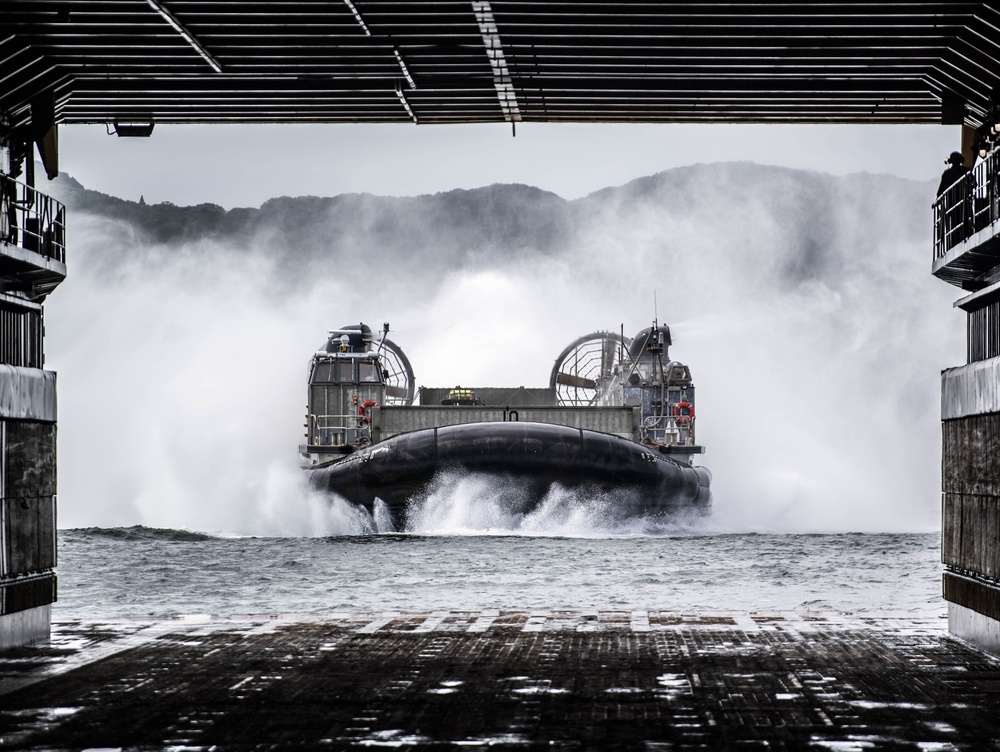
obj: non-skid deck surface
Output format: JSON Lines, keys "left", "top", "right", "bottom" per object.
{"left": 1, "top": 611, "right": 998, "bottom": 750}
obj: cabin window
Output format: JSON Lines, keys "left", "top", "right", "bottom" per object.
{"left": 358, "top": 361, "right": 379, "bottom": 383}
{"left": 336, "top": 360, "right": 355, "bottom": 382}
{"left": 311, "top": 361, "right": 335, "bottom": 383}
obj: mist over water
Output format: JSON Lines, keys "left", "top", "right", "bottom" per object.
{"left": 46, "top": 163, "right": 963, "bottom": 535}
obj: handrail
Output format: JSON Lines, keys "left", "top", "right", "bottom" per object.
{"left": 307, "top": 412, "right": 372, "bottom": 446}
{"left": 933, "top": 148, "right": 1000, "bottom": 260}
{"left": 0, "top": 174, "right": 66, "bottom": 264}
{"left": 641, "top": 413, "right": 696, "bottom": 446}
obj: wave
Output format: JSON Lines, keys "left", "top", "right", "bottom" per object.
{"left": 61, "top": 525, "right": 220, "bottom": 542}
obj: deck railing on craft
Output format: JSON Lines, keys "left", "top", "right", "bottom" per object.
{"left": 641, "top": 413, "right": 696, "bottom": 447}
{"left": 933, "top": 147, "right": 1000, "bottom": 260}
{"left": 0, "top": 173, "right": 66, "bottom": 264}
{"left": 307, "top": 413, "right": 372, "bottom": 446}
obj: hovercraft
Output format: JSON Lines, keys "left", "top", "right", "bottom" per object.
{"left": 300, "top": 322, "right": 711, "bottom": 520}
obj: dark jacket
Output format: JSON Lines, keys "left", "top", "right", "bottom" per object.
{"left": 938, "top": 164, "right": 969, "bottom": 197}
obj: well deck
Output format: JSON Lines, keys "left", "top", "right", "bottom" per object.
{"left": 1, "top": 611, "right": 998, "bottom": 749}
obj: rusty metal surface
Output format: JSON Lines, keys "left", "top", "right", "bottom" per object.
{"left": 1, "top": 610, "right": 998, "bottom": 749}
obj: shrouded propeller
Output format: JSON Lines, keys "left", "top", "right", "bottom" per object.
{"left": 555, "top": 372, "right": 598, "bottom": 389}
{"left": 549, "top": 331, "right": 631, "bottom": 406}
{"left": 378, "top": 338, "right": 415, "bottom": 406}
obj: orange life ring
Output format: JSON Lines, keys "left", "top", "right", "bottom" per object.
{"left": 358, "top": 400, "right": 378, "bottom": 423}
{"left": 673, "top": 401, "right": 694, "bottom": 423}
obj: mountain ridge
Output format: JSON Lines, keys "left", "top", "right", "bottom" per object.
{"left": 41, "top": 161, "right": 938, "bottom": 288}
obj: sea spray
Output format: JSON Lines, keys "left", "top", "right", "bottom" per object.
{"left": 402, "top": 470, "right": 714, "bottom": 537}
{"left": 45, "top": 165, "right": 963, "bottom": 533}
{"left": 373, "top": 499, "right": 397, "bottom": 533}
{"left": 248, "top": 460, "right": 374, "bottom": 537}
{"left": 403, "top": 473, "right": 532, "bottom": 534}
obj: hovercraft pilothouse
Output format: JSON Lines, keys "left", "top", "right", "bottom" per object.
{"left": 300, "top": 322, "right": 711, "bottom": 518}
{"left": 299, "top": 323, "right": 415, "bottom": 467}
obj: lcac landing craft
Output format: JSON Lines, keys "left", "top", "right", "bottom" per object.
{"left": 301, "top": 322, "right": 711, "bottom": 520}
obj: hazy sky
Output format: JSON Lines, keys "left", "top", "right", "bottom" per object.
{"left": 49, "top": 120, "right": 965, "bottom": 532}
{"left": 58, "top": 122, "right": 959, "bottom": 209}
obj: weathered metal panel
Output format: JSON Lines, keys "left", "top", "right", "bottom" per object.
{"left": 942, "top": 358, "right": 1000, "bottom": 420}
{"left": 0, "top": 572, "right": 56, "bottom": 616}
{"left": 948, "top": 601, "right": 1000, "bottom": 656}
{"left": 0, "top": 418, "right": 57, "bottom": 584}
{"left": 2, "top": 497, "right": 56, "bottom": 576}
{"left": 5, "top": 421, "right": 56, "bottom": 498}
{"left": 942, "top": 493, "right": 1000, "bottom": 580}
{"left": 418, "top": 387, "right": 558, "bottom": 407}
{"left": 377, "top": 406, "right": 635, "bottom": 441}
{"left": 379, "top": 407, "right": 506, "bottom": 437}
{"left": 0, "top": 366, "right": 56, "bottom": 422}
{"left": 0, "top": 603, "right": 50, "bottom": 648}
{"left": 942, "top": 414, "right": 1000, "bottom": 497}
{"left": 941, "top": 492, "right": 963, "bottom": 573}
{"left": 943, "top": 571, "right": 1000, "bottom": 623}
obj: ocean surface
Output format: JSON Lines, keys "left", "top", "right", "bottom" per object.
{"left": 55, "top": 518, "right": 943, "bottom": 621}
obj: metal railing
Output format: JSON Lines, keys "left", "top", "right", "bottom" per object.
{"left": 640, "top": 414, "right": 696, "bottom": 447}
{"left": 933, "top": 148, "right": 1000, "bottom": 260}
{"left": 306, "top": 413, "right": 372, "bottom": 446}
{"left": 0, "top": 173, "right": 66, "bottom": 264}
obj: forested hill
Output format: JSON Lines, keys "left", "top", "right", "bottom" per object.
{"left": 42, "top": 162, "right": 936, "bottom": 285}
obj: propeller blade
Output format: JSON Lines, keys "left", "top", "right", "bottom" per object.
{"left": 385, "top": 385, "right": 409, "bottom": 399}
{"left": 556, "top": 372, "right": 597, "bottom": 389}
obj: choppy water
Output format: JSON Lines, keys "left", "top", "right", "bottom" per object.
{"left": 55, "top": 524, "right": 942, "bottom": 621}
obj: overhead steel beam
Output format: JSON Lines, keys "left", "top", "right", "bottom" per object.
{"left": 472, "top": 1, "right": 522, "bottom": 124}
{"left": 146, "top": 0, "right": 223, "bottom": 74}
{"left": 2, "top": 2, "right": 999, "bottom": 128}
{"left": 393, "top": 48, "right": 417, "bottom": 90}
{"left": 395, "top": 82, "right": 418, "bottom": 124}
{"left": 342, "top": 0, "right": 372, "bottom": 36}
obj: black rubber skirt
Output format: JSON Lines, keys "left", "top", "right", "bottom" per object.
{"left": 309, "top": 421, "right": 711, "bottom": 516}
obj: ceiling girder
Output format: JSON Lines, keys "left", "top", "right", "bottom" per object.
{"left": 1, "top": 1, "right": 999, "bottom": 130}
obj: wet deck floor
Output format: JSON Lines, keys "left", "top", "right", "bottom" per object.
{"left": 1, "top": 611, "right": 999, "bottom": 750}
